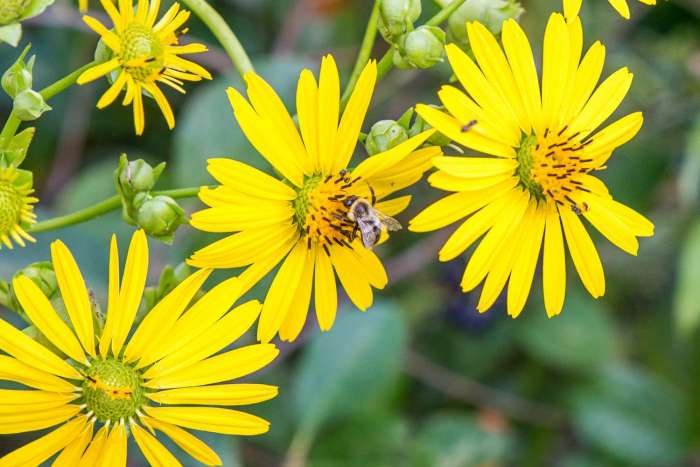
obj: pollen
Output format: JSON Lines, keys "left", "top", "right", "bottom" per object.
{"left": 516, "top": 127, "right": 595, "bottom": 212}
{"left": 119, "top": 23, "right": 165, "bottom": 82}
{"left": 293, "top": 172, "right": 364, "bottom": 254}
{"left": 82, "top": 357, "right": 147, "bottom": 423}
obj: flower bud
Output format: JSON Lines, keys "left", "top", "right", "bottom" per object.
{"left": 14, "top": 262, "right": 58, "bottom": 299}
{"left": 409, "top": 106, "right": 452, "bottom": 146}
{"left": 365, "top": 120, "right": 409, "bottom": 155}
{"left": 133, "top": 193, "right": 186, "bottom": 244}
{"left": 114, "top": 153, "right": 165, "bottom": 200}
{"left": 0, "top": 0, "right": 54, "bottom": 46}
{"left": 378, "top": 0, "right": 421, "bottom": 43}
{"left": 2, "top": 45, "right": 34, "bottom": 98}
{"left": 0, "top": 279, "right": 12, "bottom": 310}
{"left": 394, "top": 25, "right": 446, "bottom": 69}
{"left": 447, "top": 0, "right": 524, "bottom": 51}
{"left": 143, "top": 262, "right": 192, "bottom": 310}
{"left": 12, "top": 89, "right": 51, "bottom": 121}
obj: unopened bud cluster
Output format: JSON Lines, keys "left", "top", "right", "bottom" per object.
{"left": 0, "top": 0, "right": 53, "bottom": 46}
{"left": 446, "top": 0, "right": 524, "bottom": 51}
{"left": 365, "top": 106, "right": 450, "bottom": 155}
{"left": 2, "top": 45, "right": 50, "bottom": 121}
{"left": 115, "top": 154, "right": 186, "bottom": 244}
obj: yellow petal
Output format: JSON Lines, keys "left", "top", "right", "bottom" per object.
{"left": 314, "top": 247, "right": 337, "bottom": 331}
{"left": 541, "top": 13, "right": 570, "bottom": 133}
{"left": 0, "top": 405, "right": 82, "bottom": 434}
{"left": 145, "top": 344, "right": 279, "bottom": 389}
{"left": 78, "top": 424, "right": 108, "bottom": 467}
{"left": 144, "top": 406, "right": 270, "bottom": 436}
{"left": 585, "top": 112, "right": 643, "bottom": 165}
{"left": 563, "top": 0, "right": 583, "bottom": 18}
{"left": 559, "top": 205, "right": 605, "bottom": 297}
{"left": 317, "top": 54, "right": 341, "bottom": 174}
{"left": 354, "top": 130, "right": 435, "bottom": 180}
{"left": 0, "top": 389, "right": 77, "bottom": 409}
{"left": 148, "top": 383, "right": 278, "bottom": 406}
{"left": 235, "top": 233, "right": 299, "bottom": 297}
{"left": 433, "top": 156, "right": 518, "bottom": 178}
{"left": 334, "top": 60, "right": 377, "bottom": 172}
{"left": 100, "top": 236, "right": 119, "bottom": 359}
{"left": 543, "top": 202, "right": 567, "bottom": 317}
{"left": 82, "top": 16, "right": 120, "bottom": 52}
{"left": 279, "top": 245, "right": 314, "bottom": 342}
{"left": 111, "top": 230, "right": 148, "bottom": 354}
{"left": 101, "top": 421, "right": 127, "bottom": 467}
{"left": 0, "top": 416, "right": 86, "bottom": 466}
{"left": 507, "top": 202, "right": 546, "bottom": 317}
{"left": 609, "top": 0, "right": 631, "bottom": 18}
{"left": 0, "top": 318, "right": 81, "bottom": 380}
{"left": 352, "top": 243, "right": 388, "bottom": 289}
{"left": 330, "top": 244, "right": 373, "bottom": 311}
{"left": 97, "top": 70, "right": 128, "bottom": 110}
{"left": 582, "top": 195, "right": 640, "bottom": 255}
{"left": 131, "top": 421, "right": 182, "bottom": 467}
{"left": 76, "top": 58, "right": 120, "bottom": 85}
{"left": 428, "top": 171, "right": 511, "bottom": 192}
{"left": 52, "top": 421, "right": 93, "bottom": 467}
{"left": 375, "top": 196, "right": 411, "bottom": 217}
{"left": 140, "top": 417, "right": 222, "bottom": 466}
{"left": 297, "top": 69, "right": 320, "bottom": 171}
{"left": 12, "top": 276, "right": 86, "bottom": 364}
{"left": 0, "top": 355, "right": 77, "bottom": 392}
{"left": 51, "top": 240, "right": 96, "bottom": 357}
{"left": 206, "top": 158, "right": 297, "bottom": 200}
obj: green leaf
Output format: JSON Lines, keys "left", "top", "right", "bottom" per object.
{"left": 291, "top": 301, "right": 408, "bottom": 437}
{"left": 172, "top": 56, "right": 312, "bottom": 187}
{"left": 410, "top": 413, "right": 512, "bottom": 467}
{"left": 517, "top": 286, "right": 618, "bottom": 373}
{"left": 569, "top": 364, "right": 688, "bottom": 466}
{"left": 674, "top": 219, "right": 700, "bottom": 336}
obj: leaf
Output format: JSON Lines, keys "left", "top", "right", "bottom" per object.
{"left": 674, "top": 219, "right": 700, "bottom": 336}
{"left": 569, "top": 364, "right": 689, "bottom": 466}
{"left": 291, "top": 301, "right": 408, "bottom": 437}
{"left": 172, "top": 56, "right": 313, "bottom": 187}
{"left": 410, "top": 413, "right": 512, "bottom": 467}
{"left": 516, "top": 285, "right": 618, "bottom": 373}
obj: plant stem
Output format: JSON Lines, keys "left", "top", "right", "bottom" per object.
{"left": 377, "top": 0, "right": 468, "bottom": 78}
{"left": 179, "top": 0, "right": 255, "bottom": 78}
{"left": 340, "top": 0, "right": 381, "bottom": 109}
{"left": 0, "top": 61, "right": 99, "bottom": 146}
{"left": 29, "top": 187, "right": 202, "bottom": 234}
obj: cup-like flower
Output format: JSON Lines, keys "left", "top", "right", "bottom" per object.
{"left": 188, "top": 56, "right": 439, "bottom": 343}
{"left": 0, "top": 230, "right": 278, "bottom": 466}
{"left": 564, "top": 0, "right": 656, "bottom": 19}
{"left": 0, "top": 165, "right": 37, "bottom": 249}
{"left": 77, "top": 0, "right": 211, "bottom": 135}
{"left": 410, "top": 14, "right": 654, "bottom": 318}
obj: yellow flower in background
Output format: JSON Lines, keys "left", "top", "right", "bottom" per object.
{"left": 0, "top": 230, "right": 278, "bottom": 466}
{"left": 79, "top": 0, "right": 89, "bottom": 12}
{"left": 0, "top": 166, "right": 37, "bottom": 250}
{"left": 564, "top": 0, "right": 656, "bottom": 19}
{"left": 77, "top": 0, "right": 212, "bottom": 135}
{"left": 411, "top": 14, "right": 654, "bottom": 318}
{"left": 188, "top": 55, "right": 439, "bottom": 343}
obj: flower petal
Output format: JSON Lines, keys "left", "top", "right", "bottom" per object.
{"left": 148, "top": 383, "right": 278, "bottom": 406}
{"left": 0, "top": 416, "right": 86, "bottom": 466}
{"left": 141, "top": 417, "right": 222, "bottom": 466}
{"left": 143, "top": 406, "right": 270, "bottom": 436}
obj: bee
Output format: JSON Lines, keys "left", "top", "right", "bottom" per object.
{"left": 343, "top": 186, "right": 402, "bottom": 249}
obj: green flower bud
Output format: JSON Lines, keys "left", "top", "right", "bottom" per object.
{"left": 2, "top": 45, "right": 34, "bottom": 99}
{"left": 143, "top": 262, "right": 192, "bottom": 311}
{"left": 13, "top": 261, "right": 58, "bottom": 299}
{"left": 394, "top": 25, "right": 446, "bottom": 69}
{"left": 378, "top": 0, "right": 421, "bottom": 43}
{"left": 409, "top": 106, "right": 452, "bottom": 146}
{"left": 114, "top": 153, "right": 165, "bottom": 200}
{"left": 0, "top": 0, "right": 31, "bottom": 25}
{"left": 12, "top": 89, "right": 51, "bottom": 121}
{"left": 0, "top": 279, "right": 11, "bottom": 310}
{"left": 0, "top": 0, "right": 54, "bottom": 46}
{"left": 0, "top": 127, "right": 35, "bottom": 167}
{"left": 446, "top": 0, "right": 524, "bottom": 51}
{"left": 133, "top": 193, "right": 186, "bottom": 244}
{"left": 365, "top": 120, "right": 409, "bottom": 155}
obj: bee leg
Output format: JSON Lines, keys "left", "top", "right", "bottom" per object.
{"left": 344, "top": 195, "right": 358, "bottom": 207}
{"left": 369, "top": 185, "right": 376, "bottom": 205}
{"left": 352, "top": 224, "right": 359, "bottom": 241}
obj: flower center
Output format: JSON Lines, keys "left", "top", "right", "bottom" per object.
{"left": 82, "top": 357, "right": 147, "bottom": 423}
{"left": 119, "top": 23, "right": 165, "bottom": 82}
{"left": 0, "top": 180, "right": 23, "bottom": 234}
{"left": 293, "top": 172, "right": 364, "bottom": 252}
{"left": 0, "top": 0, "right": 30, "bottom": 24}
{"left": 516, "top": 128, "right": 594, "bottom": 211}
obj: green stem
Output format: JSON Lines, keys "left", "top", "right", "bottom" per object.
{"left": 0, "top": 61, "right": 99, "bottom": 146}
{"left": 377, "top": 0, "right": 468, "bottom": 79}
{"left": 29, "top": 187, "right": 202, "bottom": 234}
{"left": 340, "top": 0, "right": 381, "bottom": 109}
{"left": 179, "top": 0, "right": 255, "bottom": 78}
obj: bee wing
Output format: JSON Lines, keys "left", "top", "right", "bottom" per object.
{"left": 357, "top": 218, "right": 381, "bottom": 249}
{"left": 374, "top": 210, "right": 402, "bottom": 232}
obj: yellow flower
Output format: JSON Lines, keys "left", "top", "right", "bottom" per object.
{"left": 0, "top": 230, "right": 278, "bottom": 466}
{"left": 188, "top": 55, "right": 439, "bottom": 343}
{"left": 564, "top": 0, "right": 656, "bottom": 19}
{"left": 77, "top": 0, "right": 212, "bottom": 135}
{"left": 0, "top": 166, "right": 37, "bottom": 250}
{"left": 79, "top": 0, "right": 88, "bottom": 12}
{"left": 411, "top": 14, "right": 654, "bottom": 318}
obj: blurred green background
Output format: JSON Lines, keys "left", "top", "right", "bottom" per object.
{"left": 1, "top": 0, "right": 700, "bottom": 465}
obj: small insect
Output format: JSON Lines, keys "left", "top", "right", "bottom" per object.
{"left": 344, "top": 186, "right": 402, "bottom": 249}
{"left": 85, "top": 375, "right": 133, "bottom": 401}
{"left": 571, "top": 202, "right": 589, "bottom": 215}
{"left": 461, "top": 119, "right": 477, "bottom": 132}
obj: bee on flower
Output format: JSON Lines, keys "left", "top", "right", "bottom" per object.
{"left": 77, "top": 0, "right": 212, "bottom": 135}
{"left": 0, "top": 230, "right": 278, "bottom": 466}
{"left": 188, "top": 55, "right": 440, "bottom": 343}
{"left": 410, "top": 14, "right": 654, "bottom": 318}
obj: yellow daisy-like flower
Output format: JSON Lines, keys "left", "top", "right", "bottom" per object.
{"left": 564, "top": 0, "right": 656, "bottom": 19}
{"left": 77, "top": 0, "right": 212, "bottom": 135}
{"left": 0, "top": 230, "right": 278, "bottom": 466}
{"left": 411, "top": 14, "right": 655, "bottom": 318}
{"left": 188, "top": 55, "right": 439, "bottom": 343}
{"left": 0, "top": 166, "right": 37, "bottom": 250}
